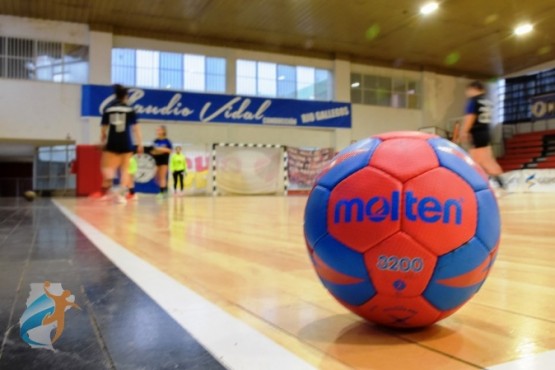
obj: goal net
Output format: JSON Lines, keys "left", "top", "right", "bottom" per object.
{"left": 212, "top": 143, "right": 287, "bottom": 195}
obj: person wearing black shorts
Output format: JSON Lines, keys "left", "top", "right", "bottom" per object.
{"left": 151, "top": 125, "right": 173, "bottom": 197}
{"left": 460, "top": 81, "right": 504, "bottom": 188}
{"left": 100, "top": 84, "right": 144, "bottom": 203}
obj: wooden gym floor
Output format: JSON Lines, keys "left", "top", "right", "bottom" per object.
{"left": 56, "top": 193, "right": 555, "bottom": 370}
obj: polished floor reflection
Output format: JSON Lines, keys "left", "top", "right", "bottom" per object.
{"left": 55, "top": 193, "right": 555, "bottom": 370}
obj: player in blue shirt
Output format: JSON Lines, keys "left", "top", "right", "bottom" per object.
{"left": 460, "top": 81, "right": 504, "bottom": 189}
{"left": 100, "top": 84, "right": 144, "bottom": 203}
{"left": 151, "top": 125, "right": 173, "bottom": 197}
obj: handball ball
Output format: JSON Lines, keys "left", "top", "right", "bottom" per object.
{"left": 304, "top": 131, "right": 500, "bottom": 328}
{"left": 23, "top": 190, "right": 36, "bottom": 202}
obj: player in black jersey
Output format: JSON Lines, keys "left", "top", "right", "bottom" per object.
{"left": 460, "top": 81, "right": 505, "bottom": 189}
{"left": 100, "top": 84, "right": 144, "bottom": 203}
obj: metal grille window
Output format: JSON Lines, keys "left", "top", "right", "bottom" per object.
{"left": 111, "top": 48, "right": 226, "bottom": 93}
{"left": 0, "top": 36, "right": 88, "bottom": 83}
{"left": 35, "top": 145, "right": 76, "bottom": 193}
{"left": 236, "top": 59, "right": 333, "bottom": 101}
{"left": 350, "top": 73, "right": 421, "bottom": 109}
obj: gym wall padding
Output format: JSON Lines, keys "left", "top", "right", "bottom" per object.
{"left": 75, "top": 145, "right": 103, "bottom": 196}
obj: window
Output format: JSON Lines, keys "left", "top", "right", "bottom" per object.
{"left": 350, "top": 73, "right": 421, "bottom": 109}
{"left": 136, "top": 50, "right": 159, "bottom": 88}
{"left": 62, "top": 44, "right": 89, "bottom": 83}
{"left": 35, "top": 41, "right": 62, "bottom": 81}
{"left": 236, "top": 60, "right": 257, "bottom": 96}
{"left": 257, "top": 62, "right": 277, "bottom": 97}
{"left": 297, "top": 66, "right": 315, "bottom": 100}
{"left": 35, "top": 145, "right": 76, "bottom": 191}
{"left": 206, "top": 57, "right": 226, "bottom": 93}
{"left": 315, "top": 69, "right": 333, "bottom": 101}
{"left": 501, "top": 68, "right": 555, "bottom": 124}
{"left": 184, "top": 54, "right": 205, "bottom": 91}
{"left": 236, "top": 59, "right": 333, "bottom": 101}
{"left": 6, "top": 38, "right": 34, "bottom": 79}
{"left": 0, "top": 36, "right": 88, "bottom": 83}
{"left": 112, "top": 48, "right": 136, "bottom": 86}
{"left": 160, "top": 52, "right": 183, "bottom": 90}
{"left": 277, "top": 64, "right": 296, "bottom": 98}
{"left": 111, "top": 48, "right": 226, "bottom": 93}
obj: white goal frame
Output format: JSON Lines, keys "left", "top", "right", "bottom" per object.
{"left": 211, "top": 142, "right": 289, "bottom": 196}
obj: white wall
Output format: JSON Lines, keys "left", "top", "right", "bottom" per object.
{"left": 351, "top": 105, "right": 423, "bottom": 139}
{"left": 0, "top": 80, "right": 83, "bottom": 142}
{"left": 0, "top": 15, "right": 472, "bottom": 153}
{"left": 84, "top": 117, "right": 337, "bottom": 149}
{"left": 0, "top": 15, "right": 88, "bottom": 44}
{"left": 89, "top": 31, "right": 113, "bottom": 84}
{"left": 422, "top": 72, "right": 470, "bottom": 129}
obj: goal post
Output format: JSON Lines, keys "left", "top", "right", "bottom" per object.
{"left": 211, "top": 143, "right": 288, "bottom": 196}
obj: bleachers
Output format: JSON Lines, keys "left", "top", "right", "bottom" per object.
{"left": 498, "top": 130, "right": 555, "bottom": 171}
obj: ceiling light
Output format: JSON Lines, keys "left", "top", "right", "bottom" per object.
{"left": 514, "top": 23, "right": 533, "bottom": 36}
{"left": 420, "top": 2, "right": 439, "bottom": 15}
{"left": 351, "top": 82, "right": 360, "bottom": 88}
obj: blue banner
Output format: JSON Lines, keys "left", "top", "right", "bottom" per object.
{"left": 81, "top": 85, "right": 351, "bottom": 129}
{"left": 531, "top": 93, "right": 555, "bottom": 121}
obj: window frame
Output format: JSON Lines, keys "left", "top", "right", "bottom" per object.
{"left": 350, "top": 72, "right": 421, "bottom": 109}
{"left": 0, "top": 36, "right": 89, "bottom": 84}
{"left": 111, "top": 48, "right": 227, "bottom": 94}
{"left": 236, "top": 59, "right": 333, "bottom": 101}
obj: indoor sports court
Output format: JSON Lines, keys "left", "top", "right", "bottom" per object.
{"left": 1, "top": 1, "right": 555, "bottom": 370}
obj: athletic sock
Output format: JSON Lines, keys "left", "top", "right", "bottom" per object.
{"left": 129, "top": 187, "right": 135, "bottom": 195}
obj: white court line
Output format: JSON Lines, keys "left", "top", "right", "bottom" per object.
{"left": 54, "top": 200, "right": 315, "bottom": 370}
{"left": 488, "top": 350, "right": 555, "bottom": 370}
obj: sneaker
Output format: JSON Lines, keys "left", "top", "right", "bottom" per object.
{"left": 100, "top": 194, "right": 113, "bottom": 201}
{"left": 115, "top": 194, "right": 127, "bottom": 204}
{"left": 156, "top": 193, "right": 166, "bottom": 200}
{"left": 89, "top": 191, "right": 109, "bottom": 200}
{"left": 126, "top": 193, "right": 139, "bottom": 201}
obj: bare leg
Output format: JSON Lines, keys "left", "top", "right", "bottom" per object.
{"left": 158, "top": 165, "right": 168, "bottom": 188}
{"left": 101, "top": 152, "right": 120, "bottom": 194}
{"left": 119, "top": 152, "right": 133, "bottom": 189}
{"left": 469, "top": 146, "right": 503, "bottom": 176}
{"left": 469, "top": 146, "right": 504, "bottom": 188}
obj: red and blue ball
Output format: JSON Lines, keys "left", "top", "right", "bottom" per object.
{"left": 304, "top": 131, "right": 500, "bottom": 328}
